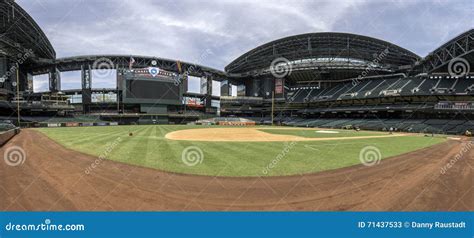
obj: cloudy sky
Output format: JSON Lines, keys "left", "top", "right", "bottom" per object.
{"left": 18, "top": 0, "right": 473, "bottom": 92}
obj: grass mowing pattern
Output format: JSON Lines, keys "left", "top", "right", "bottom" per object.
{"left": 36, "top": 125, "right": 446, "bottom": 177}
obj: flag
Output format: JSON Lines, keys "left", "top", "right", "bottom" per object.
{"left": 129, "top": 57, "right": 135, "bottom": 70}
{"left": 176, "top": 61, "right": 182, "bottom": 74}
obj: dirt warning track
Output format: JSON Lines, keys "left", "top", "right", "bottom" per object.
{"left": 0, "top": 129, "right": 472, "bottom": 211}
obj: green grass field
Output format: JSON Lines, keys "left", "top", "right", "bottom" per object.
{"left": 36, "top": 125, "right": 446, "bottom": 177}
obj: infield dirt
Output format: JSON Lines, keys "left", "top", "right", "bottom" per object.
{"left": 0, "top": 129, "right": 472, "bottom": 211}
{"left": 165, "top": 127, "right": 406, "bottom": 142}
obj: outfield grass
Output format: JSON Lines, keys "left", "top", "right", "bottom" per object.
{"left": 36, "top": 125, "right": 446, "bottom": 177}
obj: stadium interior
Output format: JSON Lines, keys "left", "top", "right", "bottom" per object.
{"left": 0, "top": 0, "right": 473, "bottom": 135}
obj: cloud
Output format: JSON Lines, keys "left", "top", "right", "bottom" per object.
{"left": 32, "top": 74, "right": 48, "bottom": 92}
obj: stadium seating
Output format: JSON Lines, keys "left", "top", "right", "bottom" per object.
{"left": 280, "top": 116, "right": 472, "bottom": 135}
{"left": 0, "top": 122, "right": 16, "bottom": 132}
{"left": 291, "top": 76, "right": 474, "bottom": 102}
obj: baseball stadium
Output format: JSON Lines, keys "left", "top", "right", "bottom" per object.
{"left": 0, "top": 0, "right": 472, "bottom": 211}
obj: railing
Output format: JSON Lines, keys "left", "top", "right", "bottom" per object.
{"left": 435, "top": 101, "right": 474, "bottom": 110}
{"left": 0, "top": 128, "right": 20, "bottom": 146}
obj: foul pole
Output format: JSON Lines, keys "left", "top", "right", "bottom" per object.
{"left": 16, "top": 68, "right": 20, "bottom": 126}
{"left": 271, "top": 91, "right": 275, "bottom": 126}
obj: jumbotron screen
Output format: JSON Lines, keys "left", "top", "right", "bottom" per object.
{"left": 125, "top": 80, "right": 179, "bottom": 101}
{"left": 120, "top": 68, "right": 182, "bottom": 104}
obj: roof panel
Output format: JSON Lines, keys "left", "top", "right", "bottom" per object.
{"left": 225, "top": 32, "right": 421, "bottom": 74}
{"left": 0, "top": 0, "right": 56, "bottom": 59}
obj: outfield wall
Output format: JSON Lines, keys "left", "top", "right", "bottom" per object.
{"left": 0, "top": 128, "right": 20, "bottom": 146}
{"left": 218, "top": 121, "right": 256, "bottom": 126}
{"left": 43, "top": 122, "right": 119, "bottom": 128}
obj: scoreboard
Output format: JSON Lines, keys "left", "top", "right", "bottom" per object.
{"left": 119, "top": 67, "right": 183, "bottom": 105}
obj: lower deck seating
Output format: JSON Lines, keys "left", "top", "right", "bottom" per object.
{"left": 281, "top": 117, "right": 471, "bottom": 135}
